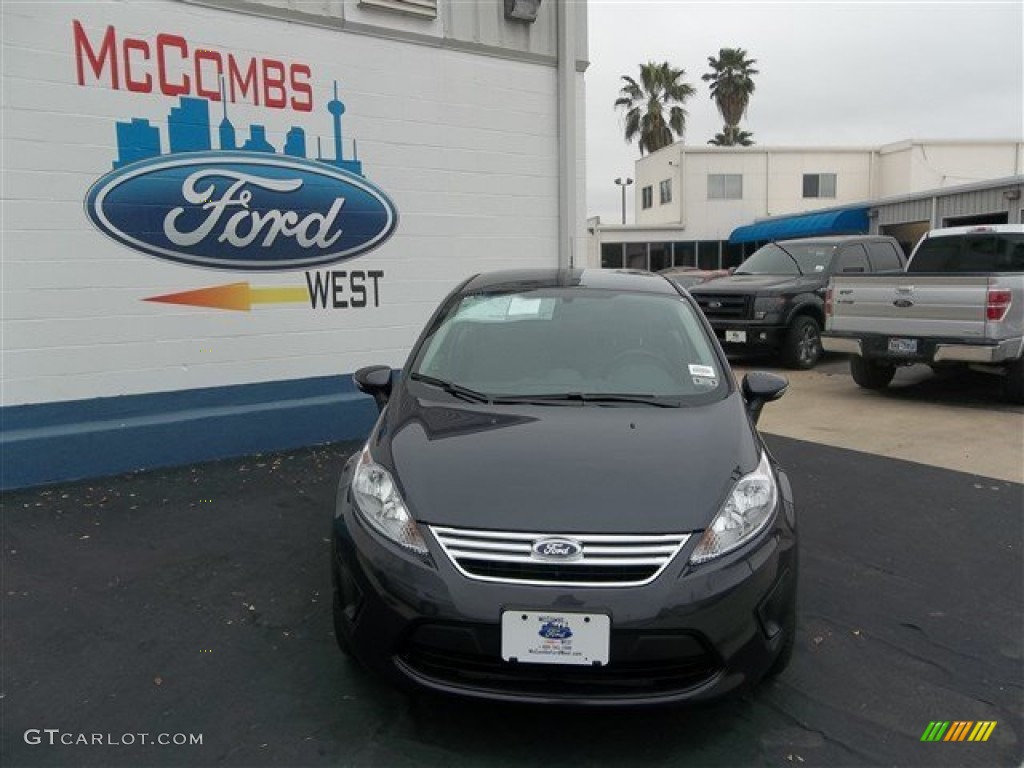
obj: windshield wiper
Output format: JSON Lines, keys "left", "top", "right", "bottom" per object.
{"left": 492, "top": 392, "right": 680, "bottom": 408}
{"left": 772, "top": 242, "right": 804, "bottom": 275}
{"left": 409, "top": 372, "right": 490, "bottom": 403}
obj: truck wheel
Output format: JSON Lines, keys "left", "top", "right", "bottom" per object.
{"left": 850, "top": 356, "right": 896, "bottom": 390}
{"left": 782, "top": 316, "right": 822, "bottom": 370}
{"left": 1003, "top": 358, "right": 1024, "bottom": 405}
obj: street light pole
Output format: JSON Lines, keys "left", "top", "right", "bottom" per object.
{"left": 614, "top": 177, "right": 633, "bottom": 225}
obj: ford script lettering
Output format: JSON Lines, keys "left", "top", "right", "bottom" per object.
{"left": 531, "top": 538, "right": 583, "bottom": 561}
{"left": 85, "top": 153, "right": 397, "bottom": 271}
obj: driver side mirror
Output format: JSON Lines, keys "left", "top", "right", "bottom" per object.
{"left": 353, "top": 365, "right": 393, "bottom": 412}
{"left": 742, "top": 371, "right": 788, "bottom": 425}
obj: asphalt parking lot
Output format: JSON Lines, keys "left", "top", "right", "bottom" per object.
{"left": 3, "top": 362, "right": 1023, "bottom": 768}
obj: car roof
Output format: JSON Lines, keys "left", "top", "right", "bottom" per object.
{"left": 925, "top": 224, "right": 1024, "bottom": 238}
{"left": 460, "top": 268, "right": 680, "bottom": 296}
{"left": 775, "top": 235, "right": 893, "bottom": 245}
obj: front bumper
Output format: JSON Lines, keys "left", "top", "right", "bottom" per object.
{"left": 708, "top": 322, "right": 789, "bottom": 350}
{"left": 331, "top": 483, "right": 798, "bottom": 706}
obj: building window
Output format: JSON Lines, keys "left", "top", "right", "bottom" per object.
{"left": 708, "top": 174, "right": 742, "bottom": 200}
{"left": 600, "top": 243, "right": 625, "bottom": 269}
{"left": 626, "top": 243, "right": 647, "bottom": 270}
{"left": 359, "top": 0, "right": 438, "bottom": 18}
{"left": 803, "top": 173, "right": 837, "bottom": 198}
{"left": 672, "top": 242, "right": 696, "bottom": 267}
{"left": 659, "top": 179, "right": 672, "bottom": 205}
{"left": 641, "top": 186, "right": 653, "bottom": 209}
{"left": 649, "top": 243, "right": 670, "bottom": 272}
{"left": 697, "top": 241, "right": 722, "bottom": 269}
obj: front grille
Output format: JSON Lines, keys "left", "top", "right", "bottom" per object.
{"left": 429, "top": 526, "right": 689, "bottom": 587}
{"left": 692, "top": 293, "right": 751, "bottom": 320}
{"left": 399, "top": 635, "right": 720, "bottom": 697}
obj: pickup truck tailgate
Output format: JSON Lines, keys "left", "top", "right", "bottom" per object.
{"left": 829, "top": 275, "right": 992, "bottom": 338}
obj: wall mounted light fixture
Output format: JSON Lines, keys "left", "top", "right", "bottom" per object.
{"left": 505, "top": 0, "right": 541, "bottom": 22}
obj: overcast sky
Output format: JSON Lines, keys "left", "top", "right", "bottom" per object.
{"left": 584, "top": 1, "right": 1024, "bottom": 222}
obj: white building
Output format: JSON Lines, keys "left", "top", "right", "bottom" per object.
{"left": 0, "top": 0, "right": 588, "bottom": 488}
{"left": 588, "top": 139, "right": 1024, "bottom": 271}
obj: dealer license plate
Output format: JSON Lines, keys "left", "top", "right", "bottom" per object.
{"left": 725, "top": 330, "right": 747, "bottom": 343}
{"left": 501, "top": 611, "right": 610, "bottom": 666}
{"left": 887, "top": 337, "right": 918, "bottom": 355}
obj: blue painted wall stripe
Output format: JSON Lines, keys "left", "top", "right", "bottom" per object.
{"left": 0, "top": 374, "right": 380, "bottom": 490}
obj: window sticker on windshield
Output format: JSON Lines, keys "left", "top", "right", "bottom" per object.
{"left": 508, "top": 297, "right": 543, "bottom": 315}
{"left": 688, "top": 364, "right": 716, "bottom": 378}
{"left": 692, "top": 376, "right": 717, "bottom": 387}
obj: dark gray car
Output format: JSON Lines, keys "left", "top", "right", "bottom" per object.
{"left": 332, "top": 268, "right": 796, "bottom": 705}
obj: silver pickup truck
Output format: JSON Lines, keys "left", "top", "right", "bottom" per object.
{"left": 822, "top": 224, "right": 1024, "bottom": 403}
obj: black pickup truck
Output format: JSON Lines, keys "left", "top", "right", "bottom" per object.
{"left": 689, "top": 235, "right": 906, "bottom": 369}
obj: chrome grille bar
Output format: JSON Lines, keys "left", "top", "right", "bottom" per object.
{"left": 429, "top": 525, "right": 690, "bottom": 587}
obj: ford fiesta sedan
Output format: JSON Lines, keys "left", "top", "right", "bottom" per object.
{"left": 332, "top": 269, "right": 797, "bottom": 705}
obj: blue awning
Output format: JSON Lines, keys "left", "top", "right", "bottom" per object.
{"left": 729, "top": 207, "right": 869, "bottom": 244}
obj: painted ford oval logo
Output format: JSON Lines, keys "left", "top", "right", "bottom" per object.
{"left": 531, "top": 537, "right": 583, "bottom": 561}
{"left": 84, "top": 152, "right": 397, "bottom": 271}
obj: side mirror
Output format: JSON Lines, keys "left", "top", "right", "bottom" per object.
{"left": 354, "top": 365, "right": 393, "bottom": 412}
{"left": 742, "top": 371, "right": 788, "bottom": 425}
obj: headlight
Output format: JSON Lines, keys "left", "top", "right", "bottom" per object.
{"left": 351, "top": 448, "right": 429, "bottom": 555}
{"left": 753, "top": 296, "right": 785, "bottom": 319}
{"left": 690, "top": 452, "right": 777, "bottom": 564}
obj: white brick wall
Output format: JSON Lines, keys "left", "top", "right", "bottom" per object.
{"left": 1, "top": 0, "right": 570, "bottom": 406}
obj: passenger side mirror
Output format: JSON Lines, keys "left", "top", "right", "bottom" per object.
{"left": 354, "top": 365, "right": 393, "bottom": 412}
{"left": 742, "top": 371, "right": 788, "bottom": 425}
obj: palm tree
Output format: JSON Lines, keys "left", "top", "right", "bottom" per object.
{"left": 702, "top": 48, "right": 758, "bottom": 146}
{"left": 615, "top": 62, "right": 696, "bottom": 155}
{"left": 709, "top": 125, "right": 754, "bottom": 147}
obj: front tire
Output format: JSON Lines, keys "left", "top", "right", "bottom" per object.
{"left": 1003, "top": 357, "right": 1024, "bottom": 404}
{"left": 782, "top": 316, "right": 822, "bottom": 370}
{"left": 850, "top": 356, "right": 896, "bottom": 390}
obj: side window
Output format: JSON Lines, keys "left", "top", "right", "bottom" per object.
{"left": 836, "top": 243, "right": 870, "bottom": 273}
{"left": 867, "top": 241, "right": 903, "bottom": 272}
{"left": 641, "top": 186, "right": 653, "bottom": 209}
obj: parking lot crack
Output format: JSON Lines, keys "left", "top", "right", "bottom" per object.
{"left": 759, "top": 692, "right": 878, "bottom": 763}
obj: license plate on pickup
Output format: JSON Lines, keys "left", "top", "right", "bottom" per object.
{"left": 501, "top": 611, "right": 610, "bottom": 666}
{"left": 887, "top": 337, "right": 918, "bottom": 355}
{"left": 725, "top": 330, "right": 747, "bottom": 343}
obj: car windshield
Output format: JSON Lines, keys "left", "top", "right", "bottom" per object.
{"left": 410, "top": 288, "right": 727, "bottom": 403}
{"left": 735, "top": 243, "right": 835, "bottom": 275}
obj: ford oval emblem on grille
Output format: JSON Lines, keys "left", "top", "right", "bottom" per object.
{"left": 708, "top": 301, "right": 723, "bottom": 309}
{"left": 531, "top": 537, "right": 583, "bottom": 561}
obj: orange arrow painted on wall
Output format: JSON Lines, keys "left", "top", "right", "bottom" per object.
{"left": 144, "top": 283, "right": 309, "bottom": 312}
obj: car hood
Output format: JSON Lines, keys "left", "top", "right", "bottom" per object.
{"left": 690, "top": 274, "right": 816, "bottom": 294}
{"left": 378, "top": 391, "right": 761, "bottom": 534}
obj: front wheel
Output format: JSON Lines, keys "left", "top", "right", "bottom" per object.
{"left": 782, "top": 316, "right": 822, "bottom": 370}
{"left": 850, "top": 356, "right": 896, "bottom": 390}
